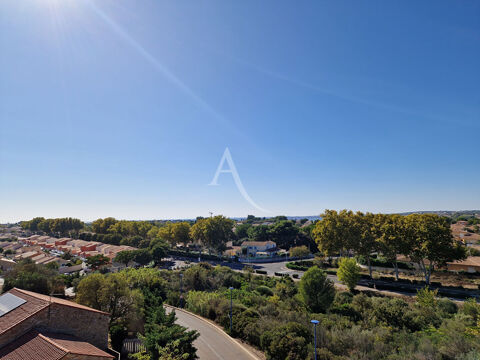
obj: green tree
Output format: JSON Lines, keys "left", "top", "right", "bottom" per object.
{"left": 38, "top": 218, "right": 55, "bottom": 234}
{"left": 312, "top": 210, "right": 352, "bottom": 257}
{"left": 190, "top": 215, "right": 234, "bottom": 253}
{"left": 150, "top": 241, "right": 169, "bottom": 266}
{"left": 406, "top": 214, "right": 466, "bottom": 284}
{"left": 21, "top": 217, "right": 45, "bottom": 231}
{"left": 377, "top": 214, "right": 413, "bottom": 281}
{"left": 337, "top": 257, "right": 361, "bottom": 292}
{"left": 141, "top": 307, "right": 199, "bottom": 360}
{"left": 349, "top": 212, "right": 378, "bottom": 278}
{"left": 3, "top": 259, "right": 63, "bottom": 295}
{"left": 172, "top": 222, "right": 191, "bottom": 246}
{"left": 298, "top": 266, "right": 335, "bottom": 313}
{"left": 76, "top": 272, "right": 143, "bottom": 326}
{"left": 86, "top": 254, "right": 110, "bottom": 270}
{"left": 235, "top": 223, "right": 252, "bottom": 239}
{"left": 289, "top": 245, "right": 310, "bottom": 258}
{"left": 92, "top": 217, "right": 117, "bottom": 234}
{"left": 268, "top": 220, "right": 299, "bottom": 249}
{"left": 114, "top": 250, "right": 136, "bottom": 267}
{"left": 247, "top": 225, "right": 270, "bottom": 242}
{"left": 133, "top": 249, "right": 153, "bottom": 266}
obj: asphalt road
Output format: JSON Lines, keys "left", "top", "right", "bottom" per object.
{"left": 165, "top": 306, "right": 259, "bottom": 360}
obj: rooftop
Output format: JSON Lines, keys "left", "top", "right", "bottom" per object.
{"left": 0, "top": 330, "right": 114, "bottom": 360}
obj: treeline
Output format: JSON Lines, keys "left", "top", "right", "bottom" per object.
{"left": 21, "top": 214, "right": 318, "bottom": 254}
{"left": 85, "top": 215, "right": 317, "bottom": 253}
{"left": 313, "top": 210, "right": 466, "bottom": 284}
{"left": 21, "top": 217, "right": 84, "bottom": 236}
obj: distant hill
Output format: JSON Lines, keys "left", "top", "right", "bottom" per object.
{"left": 396, "top": 210, "right": 480, "bottom": 218}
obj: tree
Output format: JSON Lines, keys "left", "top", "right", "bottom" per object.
{"left": 349, "top": 212, "right": 378, "bottom": 278}
{"left": 51, "top": 217, "right": 84, "bottom": 236}
{"left": 190, "top": 215, "right": 234, "bottom": 253}
{"left": 378, "top": 214, "right": 412, "bottom": 281}
{"left": 141, "top": 307, "right": 199, "bottom": 360}
{"left": 86, "top": 254, "right": 110, "bottom": 270}
{"left": 337, "top": 257, "right": 361, "bottom": 292}
{"left": 3, "top": 259, "right": 64, "bottom": 295}
{"left": 133, "top": 249, "right": 153, "bottom": 266}
{"left": 157, "top": 223, "right": 175, "bottom": 245}
{"left": 289, "top": 245, "right": 310, "bottom": 258}
{"left": 298, "top": 266, "right": 335, "bottom": 313}
{"left": 172, "top": 222, "right": 191, "bottom": 246}
{"left": 150, "top": 241, "right": 169, "bottom": 266}
{"left": 114, "top": 250, "right": 136, "bottom": 267}
{"left": 406, "top": 214, "right": 466, "bottom": 284}
{"left": 312, "top": 210, "right": 352, "bottom": 257}
{"left": 21, "top": 217, "right": 45, "bottom": 231}
{"left": 268, "top": 220, "right": 299, "bottom": 249}
{"left": 92, "top": 217, "right": 117, "bottom": 234}
{"left": 247, "top": 225, "right": 270, "bottom": 242}
{"left": 235, "top": 223, "right": 252, "bottom": 240}
{"left": 76, "top": 272, "right": 143, "bottom": 327}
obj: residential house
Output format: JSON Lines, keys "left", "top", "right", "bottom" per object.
{"left": 447, "top": 257, "right": 480, "bottom": 273}
{"left": 241, "top": 241, "right": 277, "bottom": 257}
{"left": 0, "top": 288, "right": 113, "bottom": 360}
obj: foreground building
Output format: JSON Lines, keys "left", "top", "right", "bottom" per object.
{"left": 0, "top": 288, "right": 114, "bottom": 360}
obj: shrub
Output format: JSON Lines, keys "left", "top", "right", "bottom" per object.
{"left": 438, "top": 298, "right": 458, "bottom": 317}
{"left": 256, "top": 285, "right": 274, "bottom": 297}
{"left": 289, "top": 245, "right": 311, "bottom": 258}
{"left": 461, "top": 298, "right": 480, "bottom": 324}
{"left": 334, "top": 291, "right": 354, "bottom": 306}
{"left": 186, "top": 291, "right": 228, "bottom": 320}
{"left": 260, "top": 322, "right": 310, "bottom": 360}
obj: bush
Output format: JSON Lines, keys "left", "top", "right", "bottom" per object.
{"left": 334, "top": 291, "right": 354, "bottom": 306}
{"left": 289, "top": 246, "right": 311, "bottom": 258}
{"left": 438, "top": 298, "right": 458, "bottom": 317}
{"left": 256, "top": 285, "right": 274, "bottom": 297}
{"left": 186, "top": 291, "right": 228, "bottom": 320}
{"left": 260, "top": 322, "right": 310, "bottom": 360}
{"left": 110, "top": 324, "right": 128, "bottom": 352}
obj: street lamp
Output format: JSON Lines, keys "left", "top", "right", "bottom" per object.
{"left": 311, "top": 320, "right": 319, "bottom": 360}
{"left": 179, "top": 273, "right": 184, "bottom": 308}
{"left": 229, "top": 287, "right": 234, "bottom": 334}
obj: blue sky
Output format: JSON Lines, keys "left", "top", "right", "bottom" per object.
{"left": 1, "top": 0, "right": 479, "bottom": 222}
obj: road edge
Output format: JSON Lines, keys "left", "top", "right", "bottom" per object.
{"left": 164, "top": 304, "right": 261, "bottom": 360}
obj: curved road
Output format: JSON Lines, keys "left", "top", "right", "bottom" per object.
{"left": 165, "top": 305, "right": 259, "bottom": 360}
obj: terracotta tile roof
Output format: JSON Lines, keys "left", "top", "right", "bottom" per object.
{"left": 9, "top": 288, "right": 109, "bottom": 316}
{"left": 241, "top": 241, "right": 277, "bottom": 247}
{"left": 41, "top": 332, "right": 114, "bottom": 358}
{"left": 0, "top": 290, "right": 49, "bottom": 335}
{"left": 0, "top": 288, "right": 109, "bottom": 336}
{"left": 0, "top": 330, "right": 114, "bottom": 359}
{"left": 448, "top": 256, "right": 480, "bottom": 267}
{"left": 0, "top": 330, "right": 66, "bottom": 360}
